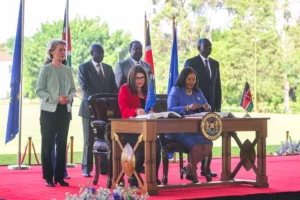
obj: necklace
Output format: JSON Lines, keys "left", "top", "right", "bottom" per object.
{"left": 186, "top": 90, "right": 193, "bottom": 95}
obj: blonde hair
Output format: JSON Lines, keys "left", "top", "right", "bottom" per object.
{"left": 44, "top": 39, "right": 66, "bottom": 64}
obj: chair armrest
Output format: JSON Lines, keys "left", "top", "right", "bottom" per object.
{"left": 92, "top": 120, "right": 107, "bottom": 129}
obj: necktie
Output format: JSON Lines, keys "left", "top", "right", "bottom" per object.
{"left": 204, "top": 59, "right": 210, "bottom": 79}
{"left": 97, "top": 63, "right": 105, "bottom": 80}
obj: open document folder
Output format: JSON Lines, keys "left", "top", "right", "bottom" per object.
{"left": 184, "top": 112, "right": 232, "bottom": 118}
{"left": 134, "top": 111, "right": 181, "bottom": 119}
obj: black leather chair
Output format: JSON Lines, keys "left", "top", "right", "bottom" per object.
{"left": 87, "top": 93, "right": 120, "bottom": 187}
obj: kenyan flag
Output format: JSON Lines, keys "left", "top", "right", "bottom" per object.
{"left": 240, "top": 82, "right": 254, "bottom": 112}
{"left": 62, "top": 0, "right": 71, "bottom": 67}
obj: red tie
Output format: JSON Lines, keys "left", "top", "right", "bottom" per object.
{"left": 97, "top": 63, "right": 105, "bottom": 80}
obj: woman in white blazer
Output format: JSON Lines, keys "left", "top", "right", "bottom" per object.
{"left": 36, "top": 39, "right": 76, "bottom": 187}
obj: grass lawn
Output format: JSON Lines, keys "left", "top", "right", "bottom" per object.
{"left": 0, "top": 145, "right": 281, "bottom": 166}
{"left": 0, "top": 99, "right": 298, "bottom": 165}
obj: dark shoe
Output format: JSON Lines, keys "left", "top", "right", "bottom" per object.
{"left": 181, "top": 167, "right": 198, "bottom": 183}
{"left": 46, "top": 179, "right": 55, "bottom": 187}
{"left": 83, "top": 172, "right": 91, "bottom": 177}
{"left": 205, "top": 174, "right": 212, "bottom": 182}
{"left": 156, "top": 178, "right": 161, "bottom": 185}
{"left": 100, "top": 171, "right": 107, "bottom": 175}
{"left": 181, "top": 167, "right": 191, "bottom": 180}
{"left": 54, "top": 179, "right": 69, "bottom": 186}
{"left": 128, "top": 177, "right": 138, "bottom": 187}
{"left": 201, "top": 171, "right": 217, "bottom": 177}
{"left": 190, "top": 172, "right": 199, "bottom": 184}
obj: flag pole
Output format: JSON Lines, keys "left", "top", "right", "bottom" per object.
{"left": 8, "top": 0, "right": 30, "bottom": 170}
{"left": 170, "top": 13, "right": 178, "bottom": 163}
{"left": 172, "top": 14, "right": 175, "bottom": 40}
{"left": 66, "top": 0, "right": 69, "bottom": 63}
{"left": 144, "top": 12, "right": 147, "bottom": 51}
{"left": 64, "top": 0, "right": 75, "bottom": 169}
{"left": 243, "top": 112, "right": 251, "bottom": 118}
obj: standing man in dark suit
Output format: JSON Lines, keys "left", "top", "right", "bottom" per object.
{"left": 184, "top": 38, "right": 222, "bottom": 177}
{"left": 115, "top": 40, "right": 152, "bottom": 88}
{"left": 78, "top": 44, "right": 118, "bottom": 177}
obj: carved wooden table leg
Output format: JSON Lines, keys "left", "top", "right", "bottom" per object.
{"left": 256, "top": 130, "right": 269, "bottom": 188}
{"left": 221, "top": 132, "right": 231, "bottom": 181}
{"left": 144, "top": 122, "right": 158, "bottom": 195}
{"left": 112, "top": 132, "right": 122, "bottom": 188}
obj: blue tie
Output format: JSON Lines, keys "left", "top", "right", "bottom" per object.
{"left": 204, "top": 59, "right": 210, "bottom": 79}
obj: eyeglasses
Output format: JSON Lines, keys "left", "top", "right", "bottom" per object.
{"left": 135, "top": 76, "right": 145, "bottom": 81}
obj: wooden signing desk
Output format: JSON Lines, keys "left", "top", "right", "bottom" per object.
{"left": 110, "top": 117, "right": 269, "bottom": 195}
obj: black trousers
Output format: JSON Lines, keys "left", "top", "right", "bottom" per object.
{"left": 40, "top": 104, "right": 70, "bottom": 180}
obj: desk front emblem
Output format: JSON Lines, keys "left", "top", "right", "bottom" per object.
{"left": 201, "top": 112, "right": 223, "bottom": 140}
{"left": 121, "top": 143, "right": 136, "bottom": 177}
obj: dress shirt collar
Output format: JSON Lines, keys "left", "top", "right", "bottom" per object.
{"left": 91, "top": 59, "right": 105, "bottom": 77}
{"left": 131, "top": 58, "right": 141, "bottom": 65}
{"left": 199, "top": 54, "right": 209, "bottom": 63}
{"left": 91, "top": 59, "right": 102, "bottom": 68}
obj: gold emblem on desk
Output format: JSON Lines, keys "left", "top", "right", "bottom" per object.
{"left": 201, "top": 112, "right": 223, "bottom": 140}
{"left": 121, "top": 143, "right": 136, "bottom": 177}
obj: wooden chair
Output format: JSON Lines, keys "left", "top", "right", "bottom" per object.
{"left": 87, "top": 93, "right": 120, "bottom": 188}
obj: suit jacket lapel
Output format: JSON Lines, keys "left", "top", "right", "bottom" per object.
{"left": 102, "top": 63, "right": 108, "bottom": 79}
{"left": 124, "top": 58, "right": 133, "bottom": 75}
{"left": 208, "top": 59, "right": 216, "bottom": 81}
{"left": 89, "top": 60, "right": 98, "bottom": 74}
{"left": 89, "top": 60, "right": 103, "bottom": 83}
{"left": 128, "top": 58, "right": 134, "bottom": 66}
{"left": 196, "top": 56, "right": 210, "bottom": 82}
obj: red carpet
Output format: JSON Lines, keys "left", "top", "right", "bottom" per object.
{"left": 0, "top": 155, "right": 300, "bottom": 200}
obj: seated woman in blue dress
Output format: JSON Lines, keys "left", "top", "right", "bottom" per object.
{"left": 167, "top": 67, "right": 213, "bottom": 183}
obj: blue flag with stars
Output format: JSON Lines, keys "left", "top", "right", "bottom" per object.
{"left": 6, "top": 0, "right": 23, "bottom": 144}
{"left": 167, "top": 24, "right": 179, "bottom": 159}
{"left": 167, "top": 26, "right": 179, "bottom": 94}
{"left": 145, "top": 75, "right": 156, "bottom": 113}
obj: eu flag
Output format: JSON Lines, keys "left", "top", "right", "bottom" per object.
{"left": 167, "top": 26, "right": 178, "bottom": 94}
{"left": 167, "top": 24, "right": 178, "bottom": 159}
{"left": 145, "top": 75, "right": 156, "bottom": 113}
{"left": 6, "top": 0, "right": 23, "bottom": 144}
